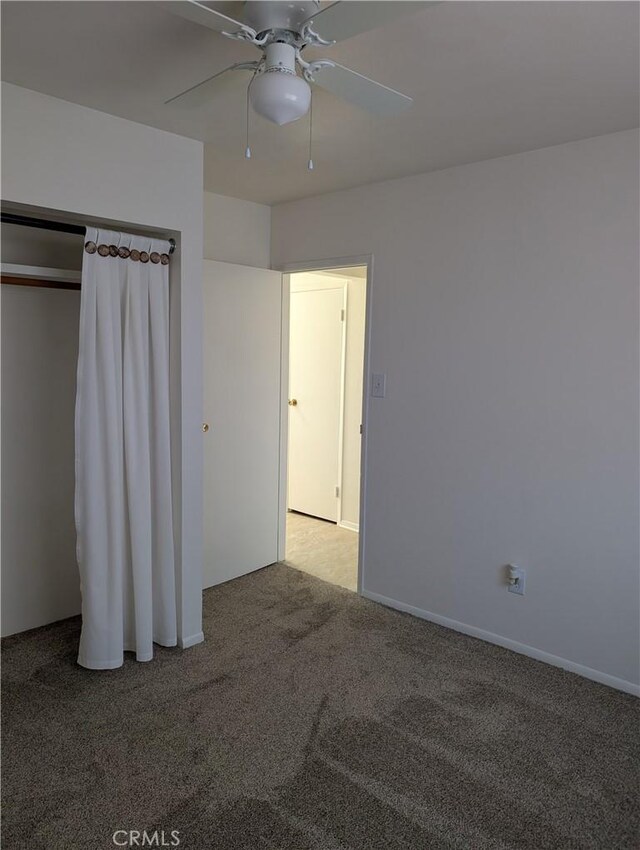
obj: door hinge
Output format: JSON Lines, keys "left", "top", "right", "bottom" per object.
{"left": 359, "top": 424, "right": 363, "bottom": 435}
{"left": 335, "top": 486, "right": 340, "bottom": 498}
{"left": 340, "top": 309, "right": 345, "bottom": 322}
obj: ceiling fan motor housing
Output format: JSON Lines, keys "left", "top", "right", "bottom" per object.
{"left": 243, "top": 1, "right": 320, "bottom": 35}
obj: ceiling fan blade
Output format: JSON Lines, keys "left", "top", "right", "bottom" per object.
{"left": 312, "top": 63, "right": 412, "bottom": 116}
{"left": 165, "top": 62, "right": 258, "bottom": 108}
{"left": 301, "top": 1, "right": 438, "bottom": 44}
{"left": 163, "top": 1, "right": 248, "bottom": 34}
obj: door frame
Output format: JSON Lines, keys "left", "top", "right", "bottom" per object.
{"left": 277, "top": 255, "right": 373, "bottom": 597}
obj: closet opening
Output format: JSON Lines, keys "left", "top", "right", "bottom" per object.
{"left": 1, "top": 214, "right": 84, "bottom": 636}
{"left": 1, "top": 207, "right": 181, "bottom": 646}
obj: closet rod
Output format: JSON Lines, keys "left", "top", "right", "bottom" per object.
{"left": 1, "top": 212, "right": 176, "bottom": 254}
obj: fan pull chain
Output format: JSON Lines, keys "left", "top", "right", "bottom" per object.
{"left": 307, "top": 90, "right": 314, "bottom": 171}
{"left": 245, "top": 79, "right": 252, "bottom": 159}
{"left": 246, "top": 70, "right": 260, "bottom": 160}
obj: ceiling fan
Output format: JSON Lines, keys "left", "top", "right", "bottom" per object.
{"left": 164, "top": 1, "right": 436, "bottom": 138}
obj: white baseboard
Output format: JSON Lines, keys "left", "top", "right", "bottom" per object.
{"left": 179, "top": 631, "right": 204, "bottom": 650}
{"left": 338, "top": 520, "right": 359, "bottom": 533}
{"left": 361, "top": 589, "right": 639, "bottom": 697}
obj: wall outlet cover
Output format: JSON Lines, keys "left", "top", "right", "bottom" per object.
{"left": 507, "top": 565, "right": 526, "bottom": 596}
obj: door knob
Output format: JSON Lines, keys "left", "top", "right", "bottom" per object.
{"left": 288, "top": 399, "right": 298, "bottom": 406}
{"left": 202, "top": 423, "right": 210, "bottom": 432}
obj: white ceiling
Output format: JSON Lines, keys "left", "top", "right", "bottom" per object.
{"left": 2, "top": 2, "right": 638, "bottom": 205}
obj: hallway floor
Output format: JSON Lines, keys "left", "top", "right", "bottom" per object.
{"left": 285, "top": 511, "right": 358, "bottom": 591}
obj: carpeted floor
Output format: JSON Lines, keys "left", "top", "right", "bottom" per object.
{"left": 2, "top": 563, "right": 638, "bottom": 850}
{"left": 286, "top": 511, "right": 359, "bottom": 591}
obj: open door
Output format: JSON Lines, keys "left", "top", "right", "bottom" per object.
{"left": 288, "top": 284, "right": 346, "bottom": 521}
{"left": 203, "top": 260, "right": 282, "bottom": 588}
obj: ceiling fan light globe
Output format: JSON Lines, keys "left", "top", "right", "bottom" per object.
{"left": 250, "top": 71, "right": 311, "bottom": 126}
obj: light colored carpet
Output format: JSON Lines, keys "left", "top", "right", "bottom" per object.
{"left": 285, "top": 511, "right": 358, "bottom": 591}
{"left": 2, "top": 563, "right": 638, "bottom": 849}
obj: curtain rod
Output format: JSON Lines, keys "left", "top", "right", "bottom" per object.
{"left": 1, "top": 212, "right": 176, "bottom": 254}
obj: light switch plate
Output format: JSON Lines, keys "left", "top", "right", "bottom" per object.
{"left": 371, "top": 373, "right": 386, "bottom": 398}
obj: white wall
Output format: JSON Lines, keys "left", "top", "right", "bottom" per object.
{"left": 1, "top": 83, "right": 204, "bottom": 646}
{"left": 290, "top": 271, "right": 366, "bottom": 529}
{"left": 272, "top": 129, "right": 640, "bottom": 692}
{"left": 204, "top": 191, "right": 271, "bottom": 268}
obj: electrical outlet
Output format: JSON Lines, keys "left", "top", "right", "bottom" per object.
{"left": 507, "top": 564, "right": 526, "bottom": 596}
{"left": 371, "top": 373, "right": 386, "bottom": 398}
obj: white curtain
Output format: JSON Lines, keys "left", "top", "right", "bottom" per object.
{"left": 75, "top": 227, "right": 176, "bottom": 669}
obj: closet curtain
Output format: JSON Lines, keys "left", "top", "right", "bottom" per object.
{"left": 75, "top": 227, "right": 176, "bottom": 669}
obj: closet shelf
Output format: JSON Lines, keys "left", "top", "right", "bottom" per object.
{"left": 1, "top": 263, "right": 81, "bottom": 290}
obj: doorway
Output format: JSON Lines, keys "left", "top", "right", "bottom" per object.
{"left": 283, "top": 266, "right": 368, "bottom": 591}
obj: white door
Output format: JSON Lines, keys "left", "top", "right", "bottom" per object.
{"left": 203, "top": 260, "right": 282, "bottom": 588}
{"left": 288, "top": 285, "right": 346, "bottom": 521}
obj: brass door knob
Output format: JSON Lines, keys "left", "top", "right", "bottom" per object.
{"left": 288, "top": 399, "right": 298, "bottom": 407}
{"left": 202, "top": 423, "right": 210, "bottom": 432}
